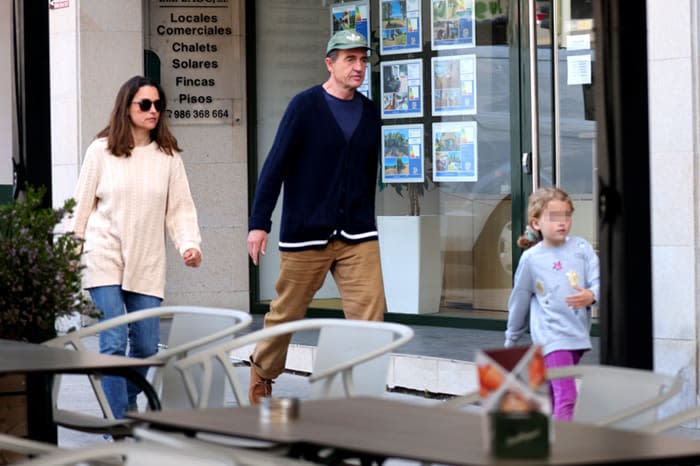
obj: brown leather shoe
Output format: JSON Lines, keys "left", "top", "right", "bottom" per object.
{"left": 248, "top": 364, "right": 273, "bottom": 405}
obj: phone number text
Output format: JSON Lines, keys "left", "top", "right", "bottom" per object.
{"left": 166, "top": 109, "right": 230, "bottom": 119}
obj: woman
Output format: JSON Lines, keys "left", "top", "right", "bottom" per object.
{"left": 69, "top": 75, "right": 202, "bottom": 419}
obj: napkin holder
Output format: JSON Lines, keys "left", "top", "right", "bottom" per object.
{"left": 476, "top": 345, "right": 551, "bottom": 459}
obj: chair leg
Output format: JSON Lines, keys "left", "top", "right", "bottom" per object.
{"left": 287, "top": 442, "right": 385, "bottom": 466}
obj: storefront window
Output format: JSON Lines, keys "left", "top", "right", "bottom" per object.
{"left": 374, "top": 0, "right": 514, "bottom": 316}
{"left": 253, "top": 0, "right": 595, "bottom": 319}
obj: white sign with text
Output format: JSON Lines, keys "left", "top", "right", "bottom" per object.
{"left": 149, "top": 0, "right": 234, "bottom": 125}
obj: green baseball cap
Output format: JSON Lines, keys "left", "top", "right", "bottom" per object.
{"left": 326, "top": 30, "right": 370, "bottom": 55}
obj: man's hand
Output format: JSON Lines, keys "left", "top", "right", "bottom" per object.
{"left": 247, "top": 229, "right": 268, "bottom": 266}
{"left": 565, "top": 286, "right": 595, "bottom": 309}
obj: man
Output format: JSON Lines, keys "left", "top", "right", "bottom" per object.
{"left": 246, "top": 30, "right": 385, "bottom": 404}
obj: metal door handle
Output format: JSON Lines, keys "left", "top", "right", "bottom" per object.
{"left": 522, "top": 152, "right": 532, "bottom": 174}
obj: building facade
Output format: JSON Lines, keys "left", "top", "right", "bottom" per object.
{"left": 0, "top": 0, "right": 698, "bottom": 420}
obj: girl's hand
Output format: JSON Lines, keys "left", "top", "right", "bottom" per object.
{"left": 565, "top": 286, "right": 595, "bottom": 309}
{"left": 183, "top": 248, "right": 202, "bottom": 268}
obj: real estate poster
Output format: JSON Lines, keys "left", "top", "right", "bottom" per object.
{"left": 330, "top": 1, "right": 370, "bottom": 48}
{"left": 380, "top": 59, "right": 423, "bottom": 119}
{"left": 431, "top": 54, "right": 476, "bottom": 116}
{"left": 382, "top": 124, "right": 424, "bottom": 183}
{"left": 432, "top": 121, "right": 477, "bottom": 182}
{"left": 431, "top": 0, "right": 476, "bottom": 50}
{"left": 380, "top": 0, "right": 422, "bottom": 55}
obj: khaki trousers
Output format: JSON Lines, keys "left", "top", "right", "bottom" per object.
{"left": 251, "top": 240, "right": 386, "bottom": 379}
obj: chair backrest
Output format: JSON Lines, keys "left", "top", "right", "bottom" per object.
{"left": 174, "top": 318, "right": 414, "bottom": 408}
{"left": 309, "top": 324, "right": 395, "bottom": 399}
{"left": 157, "top": 306, "right": 252, "bottom": 410}
{"left": 43, "top": 306, "right": 252, "bottom": 421}
{"left": 547, "top": 364, "right": 683, "bottom": 429}
{"left": 638, "top": 403, "right": 700, "bottom": 434}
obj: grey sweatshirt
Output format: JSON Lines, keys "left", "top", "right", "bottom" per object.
{"left": 505, "top": 236, "right": 600, "bottom": 356}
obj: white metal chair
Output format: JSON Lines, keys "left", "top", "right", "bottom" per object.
{"left": 441, "top": 364, "right": 684, "bottom": 430}
{"left": 11, "top": 440, "right": 237, "bottom": 466}
{"left": 174, "top": 318, "right": 414, "bottom": 408}
{"left": 0, "top": 433, "right": 59, "bottom": 460}
{"left": 638, "top": 404, "right": 700, "bottom": 434}
{"left": 42, "top": 306, "right": 252, "bottom": 437}
{"left": 546, "top": 364, "right": 684, "bottom": 429}
{"left": 133, "top": 427, "right": 318, "bottom": 465}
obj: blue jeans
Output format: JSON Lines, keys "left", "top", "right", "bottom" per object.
{"left": 88, "top": 286, "right": 161, "bottom": 419}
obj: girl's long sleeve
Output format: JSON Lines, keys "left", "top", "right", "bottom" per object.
{"left": 505, "top": 255, "right": 533, "bottom": 347}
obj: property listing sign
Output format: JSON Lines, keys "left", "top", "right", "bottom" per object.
{"left": 380, "top": 59, "right": 423, "bottom": 119}
{"left": 431, "top": 54, "right": 477, "bottom": 116}
{"left": 431, "top": 0, "right": 475, "bottom": 50}
{"left": 381, "top": 124, "right": 424, "bottom": 183}
{"left": 432, "top": 121, "right": 477, "bottom": 182}
{"left": 379, "top": 0, "right": 422, "bottom": 55}
{"left": 330, "top": 1, "right": 370, "bottom": 48}
{"left": 149, "top": 0, "right": 235, "bottom": 125}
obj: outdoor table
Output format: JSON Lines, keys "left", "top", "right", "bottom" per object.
{"left": 0, "top": 338, "right": 163, "bottom": 443}
{"left": 127, "top": 396, "right": 700, "bottom": 465}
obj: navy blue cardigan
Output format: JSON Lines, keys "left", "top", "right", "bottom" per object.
{"left": 248, "top": 85, "right": 381, "bottom": 251}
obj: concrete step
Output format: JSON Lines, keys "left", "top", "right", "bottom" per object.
{"left": 229, "top": 344, "right": 478, "bottom": 396}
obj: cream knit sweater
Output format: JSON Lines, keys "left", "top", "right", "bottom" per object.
{"left": 69, "top": 138, "right": 201, "bottom": 299}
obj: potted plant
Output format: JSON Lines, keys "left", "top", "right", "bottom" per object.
{"left": 0, "top": 186, "right": 97, "bottom": 448}
{"left": 0, "top": 185, "right": 96, "bottom": 343}
{"left": 377, "top": 174, "right": 444, "bottom": 315}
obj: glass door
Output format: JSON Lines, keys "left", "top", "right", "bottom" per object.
{"left": 516, "top": 0, "right": 597, "bottom": 314}
{"left": 523, "top": 0, "right": 596, "bottom": 241}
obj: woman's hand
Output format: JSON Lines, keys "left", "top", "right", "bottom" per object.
{"left": 183, "top": 248, "right": 202, "bottom": 268}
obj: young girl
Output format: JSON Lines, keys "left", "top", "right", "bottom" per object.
{"left": 505, "top": 187, "right": 599, "bottom": 421}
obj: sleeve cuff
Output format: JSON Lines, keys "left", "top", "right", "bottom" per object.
{"left": 179, "top": 242, "right": 201, "bottom": 255}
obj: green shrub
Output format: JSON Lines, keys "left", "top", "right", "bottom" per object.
{"left": 0, "top": 186, "right": 98, "bottom": 342}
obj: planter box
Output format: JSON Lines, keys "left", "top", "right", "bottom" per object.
{"left": 377, "top": 215, "right": 443, "bottom": 314}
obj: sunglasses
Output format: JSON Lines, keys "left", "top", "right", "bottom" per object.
{"left": 132, "top": 99, "right": 164, "bottom": 112}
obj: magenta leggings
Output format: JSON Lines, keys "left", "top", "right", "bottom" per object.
{"left": 544, "top": 349, "right": 584, "bottom": 421}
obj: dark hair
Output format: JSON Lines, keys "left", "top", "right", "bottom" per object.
{"left": 517, "top": 187, "right": 575, "bottom": 249}
{"left": 326, "top": 50, "right": 339, "bottom": 62}
{"left": 97, "top": 75, "right": 181, "bottom": 157}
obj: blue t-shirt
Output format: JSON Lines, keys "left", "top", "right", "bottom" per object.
{"left": 323, "top": 89, "right": 362, "bottom": 142}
